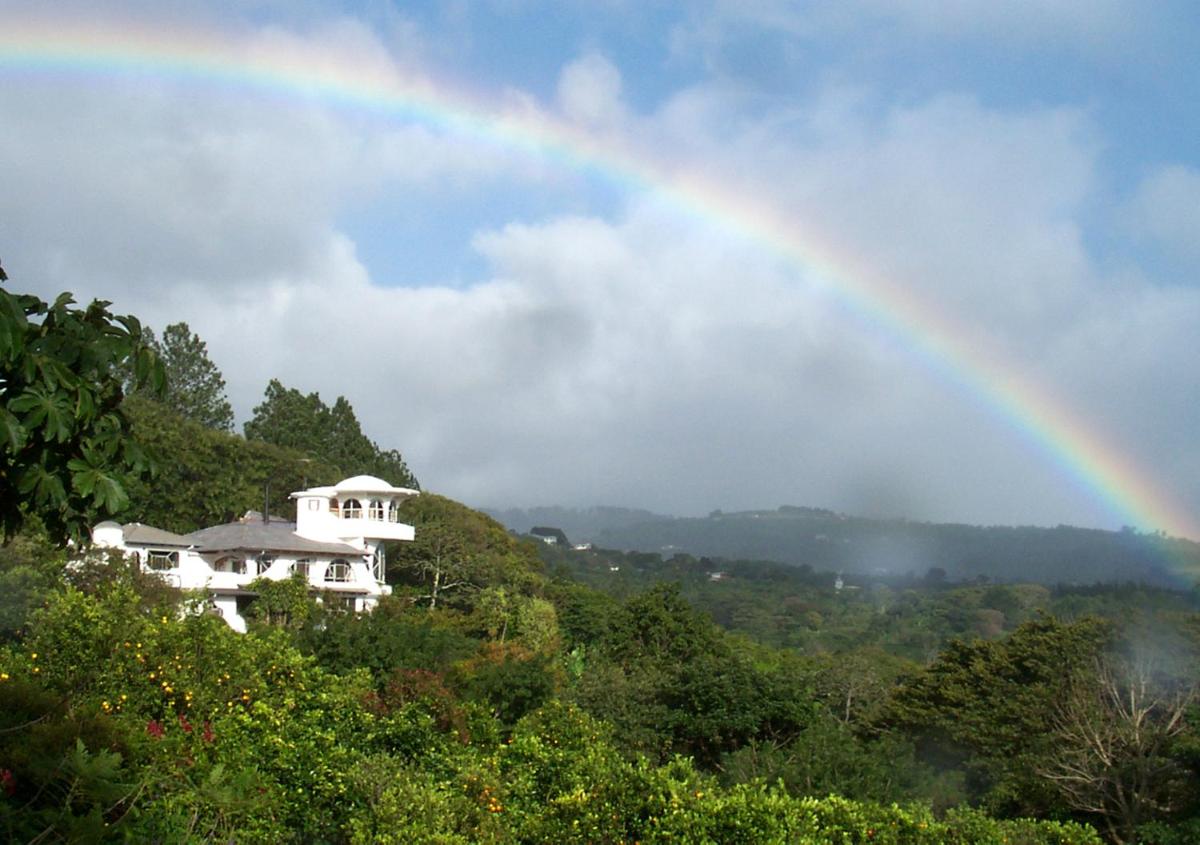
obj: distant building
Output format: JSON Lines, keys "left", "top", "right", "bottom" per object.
{"left": 708, "top": 571, "right": 727, "bottom": 582}
{"left": 91, "top": 475, "right": 418, "bottom": 632}
{"left": 529, "top": 526, "right": 570, "bottom": 546}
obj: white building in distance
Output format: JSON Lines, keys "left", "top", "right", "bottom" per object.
{"left": 92, "top": 475, "right": 418, "bottom": 632}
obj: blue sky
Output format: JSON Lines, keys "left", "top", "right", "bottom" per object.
{"left": 2, "top": 0, "right": 1198, "bottom": 538}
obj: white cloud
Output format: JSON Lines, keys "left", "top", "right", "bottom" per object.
{"left": 1123, "top": 164, "right": 1200, "bottom": 263}
{"left": 557, "top": 52, "right": 627, "bottom": 129}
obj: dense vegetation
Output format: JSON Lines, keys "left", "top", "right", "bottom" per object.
{"left": 2, "top": 275, "right": 1197, "bottom": 842}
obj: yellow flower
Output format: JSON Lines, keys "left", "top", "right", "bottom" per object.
{"left": 0, "top": 673, "right": 9, "bottom": 681}
{"left": 30, "top": 653, "right": 37, "bottom": 659}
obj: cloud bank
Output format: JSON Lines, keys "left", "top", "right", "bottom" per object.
{"left": 3, "top": 7, "right": 1197, "bottom": 535}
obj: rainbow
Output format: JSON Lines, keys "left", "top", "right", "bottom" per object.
{"left": 2, "top": 15, "right": 1197, "bottom": 549}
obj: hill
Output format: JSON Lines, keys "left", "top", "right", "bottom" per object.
{"left": 487, "top": 504, "right": 1200, "bottom": 587}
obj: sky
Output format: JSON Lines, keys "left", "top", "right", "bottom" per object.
{"left": 2, "top": 1, "right": 1199, "bottom": 537}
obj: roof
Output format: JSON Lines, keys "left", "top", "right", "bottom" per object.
{"left": 122, "top": 523, "right": 193, "bottom": 547}
{"left": 291, "top": 475, "right": 419, "bottom": 499}
{"left": 183, "top": 519, "right": 361, "bottom": 556}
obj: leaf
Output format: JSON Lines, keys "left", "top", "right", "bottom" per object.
{"left": 0, "top": 408, "right": 25, "bottom": 453}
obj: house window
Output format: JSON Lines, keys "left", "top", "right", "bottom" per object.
{"left": 330, "top": 499, "right": 340, "bottom": 516}
{"left": 308, "top": 499, "right": 320, "bottom": 511}
{"left": 324, "top": 559, "right": 352, "bottom": 583}
{"left": 293, "top": 559, "right": 312, "bottom": 579}
{"left": 368, "top": 499, "right": 384, "bottom": 520}
{"left": 324, "top": 593, "right": 357, "bottom": 613}
{"left": 388, "top": 504, "right": 400, "bottom": 523}
{"left": 254, "top": 554, "right": 275, "bottom": 576}
{"left": 342, "top": 499, "right": 362, "bottom": 519}
{"left": 371, "top": 547, "right": 386, "bottom": 582}
{"left": 214, "top": 556, "right": 247, "bottom": 575}
{"left": 146, "top": 549, "right": 178, "bottom": 571}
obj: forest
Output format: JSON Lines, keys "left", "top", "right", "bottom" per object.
{"left": 1, "top": 275, "right": 1198, "bottom": 843}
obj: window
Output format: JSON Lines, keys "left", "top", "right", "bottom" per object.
{"left": 146, "top": 549, "right": 178, "bottom": 571}
{"left": 308, "top": 499, "right": 320, "bottom": 511}
{"left": 214, "top": 556, "right": 247, "bottom": 575}
{"left": 254, "top": 554, "right": 275, "bottom": 576}
{"left": 388, "top": 504, "right": 400, "bottom": 523}
{"left": 324, "top": 559, "right": 352, "bottom": 583}
{"left": 371, "top": 547, "right": 386, "bottom": 582}
{"left": 342, "top": 499, "right": 362, "bottom": 519}
{"left": 330, "top": 498, "right": 340, "bottom": 516}
{"left": 293, "top": 559, "right": 312, "bottom": 579}
{"left": 323, "top": 593, "right": 357, "bottom": 613}
{"left": 368, "top": 499, "right": 384, "bottom": 520}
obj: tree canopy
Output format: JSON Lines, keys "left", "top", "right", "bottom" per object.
{"left": 244, "top": 379, "right": 417, "bottom": 489}
{"left": 140, "top": 322, "right": 233, "bottom": 431}
{"left": 120, "top": 395, "right": 347, "bottom": 533}
{"left": 1, "top": 270, "right": 164, "bottom": 543}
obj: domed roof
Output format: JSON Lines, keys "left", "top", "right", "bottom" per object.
{"left": 333, "top": 475, "right": 418, "bottom": 496}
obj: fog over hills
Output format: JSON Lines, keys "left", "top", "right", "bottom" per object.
{"left": 486, "top": 504, "right": 1200, "bottom": 588}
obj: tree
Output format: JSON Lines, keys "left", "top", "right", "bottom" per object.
{"left": 1039, "top": 650, "right": 1198, "bottom": 843}
{"left": 391, "top": 493, "right": 543, "bottom": 608}
{"left": 244, "top": 379, "right": 417, "bottom": 488}
{"left": 883, "top": 615, "right": 1113, "bottom": 814}
{"left": 121, "top": 395, "right": 343, "bottom": 533}
{"left": 1, "top": 271, "right": 164, "bottom": 543}
{"left": 142, "top": 322, "right": 233, "bottom": 431}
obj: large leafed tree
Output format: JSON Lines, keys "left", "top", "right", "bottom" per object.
{"left": 0, "top": 264, "right": 165, "bottom": 543}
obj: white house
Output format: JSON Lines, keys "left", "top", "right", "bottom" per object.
{"left": 91, "top": 475, "right": 418, "bottom": 632}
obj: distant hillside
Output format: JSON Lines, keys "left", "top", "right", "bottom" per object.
{"left": 487, "top": 504, "right": 1200, "bottom": 587}
{"left": 483, "top": 505, "right": 668, "bottom": 541}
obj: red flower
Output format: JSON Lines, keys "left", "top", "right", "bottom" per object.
{"left": 146, "top": 719, "right": 165, "bottom": 739}
{"left": 202, "top": 721, "right": 215, "bottom": 743}
{"left": 0, "top": 768, "right": 16, "bottom": 797}
{"left": 178, "top": 714, "right": 193, "bottom": 733}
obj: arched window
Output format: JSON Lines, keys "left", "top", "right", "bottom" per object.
{"left": 213, "top": 556, "right": 246, "bottom": 575}
{"left": 330, "top": 498, "right": 340, "bottom": 516}
{"left": 293, "top": 559, "right": 312, "bottom": 579}
{"left": 324, "top": 559, "right": 352, "bottom": 583}
{"left": 342, "top": 499, "right": 362, "bottom": 519}
{"left": 388, "top": 503, "right": 400, "bottom": 523}
{"left": 368, "top": 499, "right": 384, "bottom": 520}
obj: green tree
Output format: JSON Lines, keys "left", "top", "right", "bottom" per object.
{"left": 122, "top": 396, "right": 343, "bottom": 533}
{"left": 142, "top": 322, "right": 233, "bottom": 431}
{"left": 1, "top": 273, "right": 164, "bottom": 543}
{"left": 244, "top": 379, "right": 417, "bottom": 488}
{"left": 883, "top": 614, "right": 1113, "bottom": 814}
{"left": 391, "top": 493, "right": 544, "bottom": 609}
